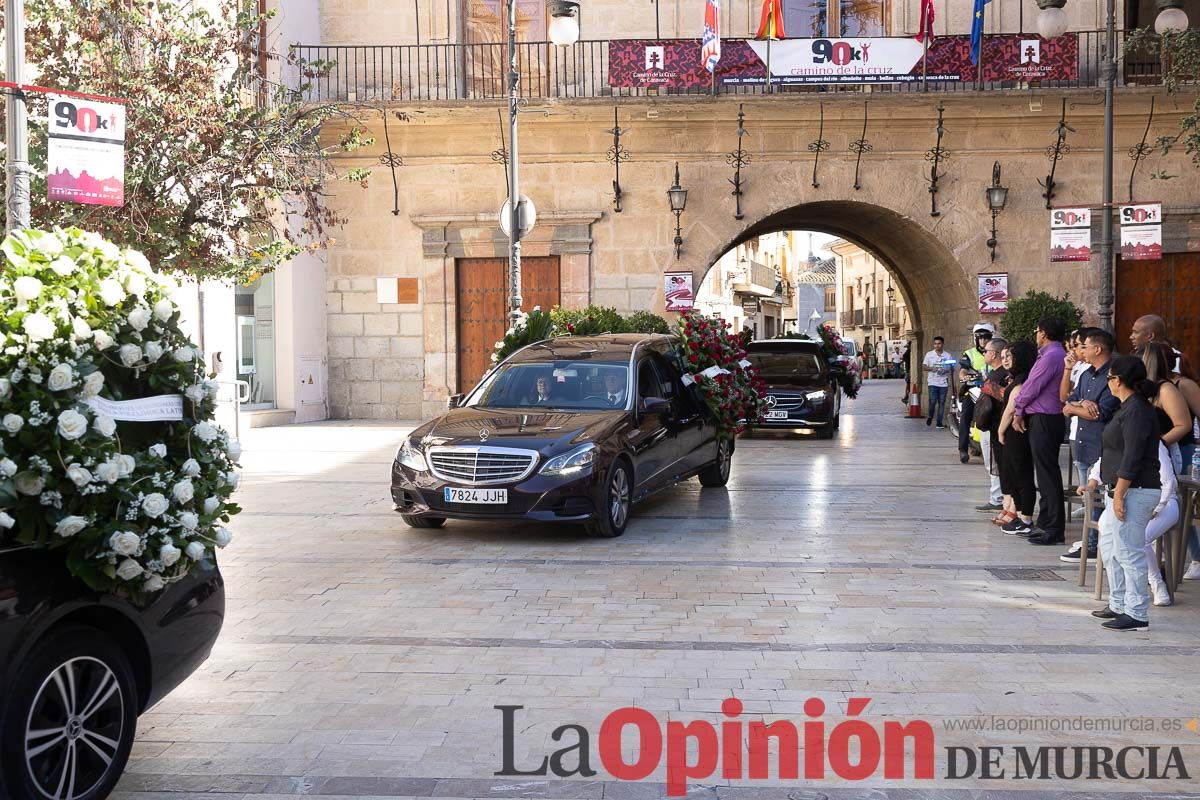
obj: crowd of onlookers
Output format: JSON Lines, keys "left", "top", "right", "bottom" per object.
{"left": 930, "top": 315, "right": 1200, "bottom": 631}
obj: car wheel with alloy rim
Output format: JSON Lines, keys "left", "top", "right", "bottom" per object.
{"left": 0, "top": 626, "right": 138, "bottom": 800}
{"left": 698, "top": 437, "right": 733, "bottom": 487}
{"left": 587, "top": 459, "right": 632, "bottom": 538}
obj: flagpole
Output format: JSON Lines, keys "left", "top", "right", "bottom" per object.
{"left": 766, "top": 36, "right": 772, "bottom": 94}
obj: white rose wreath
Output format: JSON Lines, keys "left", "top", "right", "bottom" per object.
{"left": 0, "top": 228, "right": 240, "bottom": 600}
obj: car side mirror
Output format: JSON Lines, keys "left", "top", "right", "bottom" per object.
{"left": 640, "top": 397, "right": 673, "bottom": 417}
{"left": 447, "top": 393, "right": 464, "bottom": 409}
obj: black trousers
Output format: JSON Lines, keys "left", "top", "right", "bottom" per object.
{"left": 958, "top": 393, "right": 975, "bottom": 453}
{"left": 1028, "top": 413, "right": 1067, "bottom": 536}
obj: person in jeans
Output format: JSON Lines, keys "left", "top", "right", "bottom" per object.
{"left": 922, "top": 336, "right": 952, "bottom": 428}
{"left": 1012, "top": 317, "right": 1068, "bottom": 545}
{"left": 998, "top": 342, "right": 1039, "bottom": 535}
{"left": 1060, "top": 329, "right": 1119, "bottom": 564}
{"left": 1084, "top": 355, "right": 1163, "bottom": 630}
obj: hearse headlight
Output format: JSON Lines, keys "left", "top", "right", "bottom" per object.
{"left": 396, "top": 439, "right": 428, "bottom": 472}
{"left": 806, "top": 390, "right": 827, "bottom": 403}
{"left": 540, "top": 443, "right": 597, "bottom": 476}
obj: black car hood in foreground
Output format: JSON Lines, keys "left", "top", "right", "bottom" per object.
{"left": 412, "top": 406, "right": 627, "bottom": 452}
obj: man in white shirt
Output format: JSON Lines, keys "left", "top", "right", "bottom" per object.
{"left": 603, "top": 371, "right": 627, "bottom": 408}
{"left": 922, "top": 336, "right": 952, "bottom": 428}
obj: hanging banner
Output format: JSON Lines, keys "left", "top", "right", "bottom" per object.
{"left": 83, "top": 395, "right": 184, "bottom": 422}
{"left": 46, "top": 93, "right": 126, "bottom": 207}
{"left": 1050, "top": 206, "right": 1092, "bottom": 262}
{"left": 664, "top": 272, "right": 695, "bottom": 312}
{"left": 978, "top": 273, "right": 1009, "bottom": 314}
{"left": 607, "top": 35, "right": 1077, "bottom": 88}
{"left": 1119, "top": 202, "right": 1163, "bottom": 261}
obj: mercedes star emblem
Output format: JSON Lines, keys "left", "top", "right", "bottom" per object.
{"left": 764, "top": 395, "right": 778, "bottom": 408}
{"left": 478, "top": 428, "right": 490, "bottom": 442}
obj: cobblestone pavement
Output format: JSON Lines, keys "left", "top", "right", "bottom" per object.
{"left": 114, "top": 381, "right": 1200, "bottom": 799}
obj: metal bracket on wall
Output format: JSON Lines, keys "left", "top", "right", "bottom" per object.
{"left": 924, "top": 102, "right": 950, "bottom": 218}
{"left": 808, "top": 101, "right": 830, "bottom": 189}
{"left": 492, "top": 108, "right": 509, "bottom": 194}
{"left": 848, "top": 101, "right": 872, "bottom": 191}
{"left": 1039, "top": 98, "right": 1074, "bottom": 209}
{"left": 379, "top": 109, "right": 404, "bottom": 216}
{"left": 1128, "top": 95, "right": 1155, "bottom": 203}
{"left": 726, "top": 104, "right": 751, "bottom": 220}
{"left": 605, "top": 107, "right": 630, "bottom": 213}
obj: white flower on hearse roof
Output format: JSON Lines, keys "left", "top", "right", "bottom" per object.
{"left": 72, "top": 316, "right": 92, "bottom": 340}
{"left": 94, "top": 460, "right": 120, "bottom": 484}
{"left": 184, "top": 541, "right": 205, "bottom": 560}
{"left": 81, "top": 371, "right": 105, "bottom": 398}
{"left": 93, "top": 329, "right": 115, "bottom": 350}
{"left": 184, "top": 384, "right": 206, "bottom": 404}
{"left": 56, "top": 409, "right": 88, "bottom": 440}
{"left": 3, "top": 414, "right": 24, "bottom": 434}
{"left": 177, "top": 511, "right": 199, "bottom": 531}
{"left": 50, "top": 256, "right": 74, "bottom": 276}
{"left": 47, "top": 363, "right": 74, "bottom": 391}
{"left": 142, "top": 574, "right": 164, "bottom": 592}
{"left": 98, "top": 278, "right": 125, "bottom": 306}
{"left": 192, "top": 421, "right": 220, "bottom": 443}
{"left": 172, "top": 480, "right": 194, "bottom": 504}
{"left": 118, "top": 343, "right": 143, "bottom": 366}
{"left": 66, "top": 464, "right": 92, "bottom": 486}
{"left": 174, "top": 346, "right": 194, "bottom": 363}
{"left": 14, "top": 275, "right": 43, "bottom": 302}
{"left": 127, "top": 304, "right": 151, "bottom": 331}
{"left": 55, "top": 516, "right": 88, "bottom": 537}
{"left": 159, "top": 543, "right": 181, "bottom": 567}
{"left": 144, "top": 341, "right": 164, "bottom": 361}
{"left": 115, "top": 558, "right": 143, "bottom": 581}
{"left": 181, "top": 458, "right": 201, "bottom": 477}
{"left": 115, "top": 454, "right": 135, "bottom": 478}
{"left": 123, "top": 270, "right": 147, "bottom": 297}
{"left": 0, "top": 458, "right": 16, "bottom": 477}
{"left": 0, "top": 512, "right": 14, "bottom": 529}
{"left": 22, "top": 312, "right": 55, "bottom": 342}
{"left": 141, "top": 493, "right": 169, "bottom": 518}
{"left": 94, "top": 414, "right": 116, "bottom": 437}
{"left": 153, "top": 298, "right": 174, "bottom": 322}
{"left": 14, "top": 472, "right": 44, "bottom": 496}
{"left": 149, "top": 443, "right": 167, "bottom": 459}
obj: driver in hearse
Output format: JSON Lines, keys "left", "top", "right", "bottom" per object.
{"left": 603, "top": 370, "right": 627, "bottom": 407}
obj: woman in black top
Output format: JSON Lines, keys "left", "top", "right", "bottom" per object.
{"left": 1083, "top": 356, "right": 1161, "bottom": 630}
{"left": 997, "top": 341, "right": 1038, "bottom": 534}
{"left": 1140, "top": 342, "right": 1193, "bottom": 473}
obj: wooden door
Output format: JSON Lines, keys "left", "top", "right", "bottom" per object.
{"left": 1115, "top": 253, "right": 1200, "bottom": 368}
{"left": 456, "top": 256, "right": 560, "bottom": 393}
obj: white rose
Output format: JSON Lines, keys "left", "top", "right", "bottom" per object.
{"left": 172, "top": 479, "right": 194, "bottom": 504}
{"left": 184, "top": 541, "right": 206, "bottom": 561}
{"left": 143, "top": 341, "right": 163, "bottom": 362}
{"left": 94, "top": 415, "right": 116, "bottom": 437}
{"left": 124, "top": 249, "right": 151, "bottom": 272}
{"left": 149, "top": 443, "right": 167, "bottom": 458}
{"left": 159, "top": 543, "right": 181, "bottom": 566}
{"left": 115, "top": 559, "right": 143, "bottom": 581}
{"left": 98, "top": 278, "right": 125, "bottom": 306}
{"left": 153, "top": 298, "right": 174, "bottom": 322}
{"left": 71, "top": 316, "right": 92, "bottom": 340}
{"left": 3, "top": 414, "right": 24, "bottom": 434}
{"left": 115, "top": 454, "right": 135, "bottom": 478}
{"left": 192, "top": 421, "right": 219, "bottom": 443}
{"left": 127, "top": 305, "right": 151, "bottom": 331}
{"left": 14, "top": 275, "right": 43, "bottom": 301}
{"left": 92, "top": 330, "right": 115, "bottom": 350}
{"left": 81, "top": 371, "right": 105, "bottom": 398}
{"left": 55, "top": 516, "right": 88, "bottom": 537}
{"left": 0, "top": 512, "right": 14, "bottom": 529}
{"left": 202, "top": 497, "right": 219, "bottom": 515}
{"left": 178, "top": 511, "right": 199, "bottom": 531}
{"left": 141, "top": 493, "right": 169, "bottom": 518}
{"left": 50, "top": 256, "right": 75, "bottom": 276}
{"left": 118, "top": 343, "right": 142, "bottom": 367}
{"left": 181, "top": 458, "right": 201, "bottom": 477}
{"left": 224, "top": 471, "right": 240, "bottom": 490}
{"left": 0, "top": 458, "right": 15, "bottom": 477}
{"left": 143, "top": 574, "right": 164, "bottom": 592}
{"left": 228, "top": 441, "right": 242, "bottom": 461}
{"left": 0, "top": 377, "right": 9, "bottom": 399}
{"left": 14, "top": 472, "right": 44, "bottom": 496}
{"left": 184, "top": 384, "right": 206, "bottom": 404}
{"left": 66, "top": 464, "right": 92, "bottom": 487}
{"left": 123, "top": 271, "right": 147, "bottom": 297}
{"left": 22, "top": 312, "right": 56, "bottom": 342}
{"left": 94, "top": 460, "right": 119, "bottom": 483}
{"left": 203, "top": 379, "right": 219, "bottom": 399}
{"left": 214, "top": 526, "right": 233, "bottom": 548}
{"left": 173, "top": 346, "right": 194, "bottom": 363}
{"left": 56, "top": 409, "right": 88, "bottom": 440}
{"left": 48, "top": 363, "right": 75, "bottom": 392}
{"left": 36, "top": 232, "right": 64, "bottom": 256}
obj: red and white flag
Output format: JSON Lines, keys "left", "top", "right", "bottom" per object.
{"left": 915, "top": 0, "right": 935, "bottom": 43}
{"left": 701, "top": 0, "right": 721, "bottom": 73}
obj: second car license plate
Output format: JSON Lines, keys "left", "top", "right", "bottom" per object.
{"left": 444, "top": 487, "right": 508, "bottom": 504}
{"left": 764, "top": 409, "right": 788, "bottom": 420}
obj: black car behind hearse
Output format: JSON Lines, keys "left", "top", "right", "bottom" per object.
{"left": 744, "top": 339, "right": 842, "bottom": 438}
{"left": 0, "top": 542, "right": 225, "bottom": 800}
{"left": 390, "top": 334, "right": 734, "bottom": 537}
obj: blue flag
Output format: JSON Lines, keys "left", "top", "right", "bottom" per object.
{"left": 970, "top": 0, "right": 991, "bottom": 65}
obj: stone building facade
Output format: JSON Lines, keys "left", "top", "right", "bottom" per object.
{"left": 265, "top": 0, "right": 1200, "bottom": 420}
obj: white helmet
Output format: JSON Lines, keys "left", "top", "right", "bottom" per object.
{"left": 972, "top": 322, "right": 996, "bottom": 338}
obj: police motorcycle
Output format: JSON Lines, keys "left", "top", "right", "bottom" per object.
{"left": 947, "top": 323, "right": 995, "bottom": 461}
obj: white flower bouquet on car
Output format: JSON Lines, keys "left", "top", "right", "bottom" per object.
{"left": 0, "top": 228, "right": 240, "bottom": 600}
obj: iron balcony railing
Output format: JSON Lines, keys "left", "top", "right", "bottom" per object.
{"left": 840, "top": 311, "right": 856, "bottom": 328}
{"left": 291, "top": 30, "right": 1170, "bottom": 104}
{"left": 865, "top": 307, "right": 881, "bottom": 327}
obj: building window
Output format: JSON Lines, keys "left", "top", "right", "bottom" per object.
{"left": 782, "top": 0, "right": 888, "bottom": 37}
{"left": 824, "top": 286, "right": 836, "bottom": 312}
{"left": 235, "top": 273, "right": 276, "bottom": 408}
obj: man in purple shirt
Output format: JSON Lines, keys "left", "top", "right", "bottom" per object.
{"left": 1013, "top": 317, "right": 1069, "bottom": 545}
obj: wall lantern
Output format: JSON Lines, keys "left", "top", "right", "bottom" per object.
{"left": 667, "top": 162, "right": 688, "bottom": 259}
{"left": 547, "top": 1, "right": 581, "bottom": 46}
{"left": 985, "top": 161, "right": 1009, "bottom": 262}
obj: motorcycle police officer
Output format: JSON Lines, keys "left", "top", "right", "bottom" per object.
{"left": 956, "top": 322, "right": 996, "bottom": 463}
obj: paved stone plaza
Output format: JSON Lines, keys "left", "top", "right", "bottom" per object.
{"left": 114, "top": 381, "right": 1200, "bottom": 799}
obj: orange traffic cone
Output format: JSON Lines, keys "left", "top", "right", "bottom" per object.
{"left": 907, "top": 382, "right": 922, "bottom": 418}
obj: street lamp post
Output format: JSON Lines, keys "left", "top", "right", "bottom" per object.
{"left": 1036, "top": 0, "right": 1188, "bottom": 333}
{"left": 507, "top": 0, "right": 579, "bottom": 329}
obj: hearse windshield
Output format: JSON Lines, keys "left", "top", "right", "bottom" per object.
{"left": 468, "top": 360, "right": 633, "bottom": 411}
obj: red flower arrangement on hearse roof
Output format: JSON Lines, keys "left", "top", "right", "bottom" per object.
{"left": 676, "top": 312, "right": 767, "bottom": 439}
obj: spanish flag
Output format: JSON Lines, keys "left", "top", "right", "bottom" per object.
{"left": 755, "top": 0, "right": 785, "bottom": 39}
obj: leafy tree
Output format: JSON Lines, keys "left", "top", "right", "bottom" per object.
{"left": 1, "top": 0, "right": 369, "bottom": 282}
{"left": 999, "top": 290, "right": 1083, "bottom": 344}
{"left": 1124, "top": 28, "right": 1200, "bottom": 176}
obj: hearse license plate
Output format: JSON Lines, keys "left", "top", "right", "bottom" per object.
{"left": 764, "top": 409, "right": 789, "bottom": 420}
{"left": 444, "top": 487, "right": 508, "bottom": 504}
